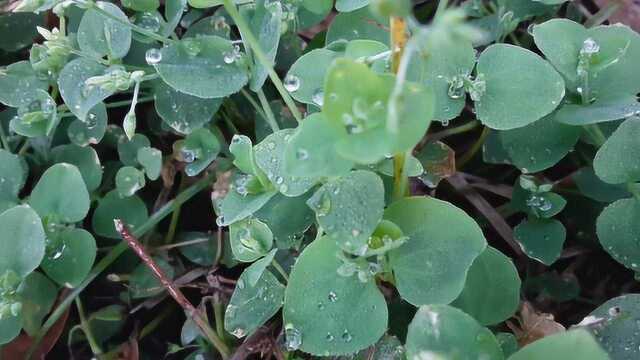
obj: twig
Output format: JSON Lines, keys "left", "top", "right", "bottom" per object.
{"left": 114, "top": 219, "right": 231, "bottom": 359}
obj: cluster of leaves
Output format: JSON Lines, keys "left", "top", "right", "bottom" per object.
{"left": 0, "top": 0, "right": 640, "bottom": 358}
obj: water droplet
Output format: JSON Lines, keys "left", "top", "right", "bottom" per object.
{"left": 312, "top": 89, "right": 324, "bottom": 106}
{"left": 351, "top": 229, "right": 360, "bottom": 237}
{"left": 181, "top": 148, "right": 196, "bottom": 163}
{"left": 275, "top": 176, "right": 284, "bottom": 185}
{"left": 223, "top": 51, "right": 236, "bottom": 64}
{"left": 295, "top": 148, "right": 309, "bottom": 160}
{"left": 231, "top": 328, "right": 245, "bottom": 338}
{"left": 284, "top": 323, "right": 302, "bottom": 350}
{"left": 216, "top": 215, "right": 226, "bottom": 227}
{"left": 328, "top": 291, "right": 337, "bottom": 302}
{"left": 317, "top": 302, "right": 325, "bottom": 310}
{"left": 341, "top": 329, "right": 352, "bottom": 342}
{"left": 326, "top": 333, "right": 334, "bottom": 342}
{"left": 145, "top": 48, "right": 162, "bottom": 65}
{"left": 582, "top": 37, "right": 600, "bottom": 55}
{"left": 284, "top": 74, "right": 300, "bottom": 92}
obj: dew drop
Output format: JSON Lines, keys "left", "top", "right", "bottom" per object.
{"left": 295, "top": 148, "right": 309, "bottom": 160}
{"left": 284, "top": 74, "right": 300, "bottom": 92}
{"left": 284, "top": 323, "right": 302, "bottom": 350}
{"left": 145, "top": 48, "right": 162, "bottom": 65}
{"left": 341, "top": 329, "right": 352, "bottom": 342}
{"left": 312, "top": 89, "right": 324, "bottom": 107}
{"left": 328, "top": 291, "right": 337, "bottom": 302}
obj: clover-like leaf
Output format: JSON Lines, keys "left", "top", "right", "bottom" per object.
{"left": 405, "top": 305, "right": 504, "bottom": 360}
{"left": 137, "top": 147, "right": 162, "bottom": 181}
{"left": 77, "top": 2, "right": 132, "bottom": 59}
{"left": 92, "top": 190, "right": 149, "bottom": 239}
{"left": 307, "top": 170, "right": 384, "bottom": 255}
{"left": 596, "top": 198, "right": 640, "bottom": 272}
{"left": 585, "top": 293, "right": 640, "bottom": 359}
{"left": 224, "top": 263, "right": 284, "bottom": 338}
{"left": 452, "top": 247, "right": 521, "bottom": 326}
{"left": 115, "top": 166, "right": 146, "bottom": 198}
{"left": 514, "top": 218, "right": 566, "bottom": 265}
{"left": 254, "top": 193, "right": 315, "bottom": 249}
{"left": 17, "top": 271, "right": 57, "bottom": 336}
{"left": 0, "top": 310, "right": 22, "bottom": 345}
{"left": 182, "top": 128, "right": 221, "bottom": 176}
{"left": 508, "top": 329, "right": 608, "bottom": 360}
{"left": 58, "top": 58, "right": 114, "bottom": 121}
{"left": 29, "top": 163, "right": 90, "bottom": 223}
{"left": 51, "top": 144, "right": 103, "bottom": 192}
{"left": 0, "top": 205, "right": 45, "bottom": 278}
{"left": 283, "top": 236, "right": 388, "bottom": 355}
{"left": 573, "top": 167, "right": 630, "bottom": 203}
{"left": 0, "top": 149, "right": 28, "bottom": 203}
{"left": 385, "top": 197, "right": 486, "bottom": 305}
{"left": 326, "top": 7, "right": 388, "bottom": 45}
{"left": 285, "top": 49, "right": 341, "bottom": 106}
{"left": 593, "top": 117, "right": 640, "bottom": 185}
{"left": 153, "top": 36, "right": 249, "bottom": 99}
{"left": 67, "top": 103, "right": 109, "bottom": 147}
{"left": 229, "top": 217, "right": 273, "bottom": 262}
{"left": 475, "top": 44, "right": 565, "bottom": 130}
{"left": 40, "top": 228, "right": 96, "bottom": 288}
{"left": 243, "top": 0, "right": 282, "bottom": 91}
{"left": 154, "top": 82, "right": 221, "bottom": 135}
{"left": 0, "top": 61, "right": 48, "bottom": 108}
{"left": 554, "top": 95, "right": 640, "bottom": 125}
{"left": 335, "top": 0, "right": 369, "bottom": 12}
{"left": 118, "top": 133, "right": 150, "bottom": 167}
{"left": 217, "top": 183, "right": 277, "bottom": 227}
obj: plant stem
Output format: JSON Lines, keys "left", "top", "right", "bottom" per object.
{"left": 115, "top": 220, "right": 230, "bottom": 358}
{"left": 90, "top": 3, "right": 174, "bottom": 44}
{"left": 428, "top": 120, "right": 479, "bottom": 142}
{"left": 256, "top": 89, "right": 280, "bottom": 132}
{"left": 213, "top": 299, "right": 226, "bottom": 340}
{"left": 26, "top": 172, "right": 216, "bottom": 359}
{"left": 75, "top": 298, "right": 104, "bottom": 356}
{"left": 222, "top": 0, "right": 303, "bottom": 123}
{"left": 458, "top": 126, "right": 489, "bottom": 168}
{"left": 240, "top": 88, "right": 269, "bottom": 125}
{"left": 163, "top": 174, "right": 186, "bottom": 244}
{"left": 390, "top": 16, "right": 410, "bottom": 201}
{"left": 271, "top": 259, "right": 289, "bottom": 283}
{"left": 0, "top": 122, "right": 10, "bottom": 151}
{"left": 139, "top": 304, "right": 175, "bottom": 339}
{"left": 584, "top": 2, "right": 621, "bottom": 28}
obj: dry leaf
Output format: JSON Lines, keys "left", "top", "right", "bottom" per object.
{"left": 507, "top": 302, "right": 566, "bottom": 346}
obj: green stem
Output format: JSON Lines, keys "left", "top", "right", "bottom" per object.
{"left": 140, "top": 304, "right": 174, "bottom": 339}
{"left": 240, "top": 89, "right": 269, "bottom": 123}
{"left": 256, "top": 89, "right": 280, "bottom": 133}
{"left": 75, "top": 298, "right": 104, "bottom": 356}
{"left": 584, "top": 2, "right": 621, "bottom": 28}
{"left": 26, "top": 172, "right": 216, "bottom": 359}
{"left": 213, "top": 300, "right": 226, "bottom": 340}
{"left": 271, "top": 259, "right": 289, "bottom": 283}
{"left": 222, "top": 0, "right": 303, "bottom": 123}
{"left": 163, "top": 174, "right": 186, "bottom": 244}
{"left": 458, "top": 126, "right": 490, "bottom": 168}
{"left": 428, "top": 120, "right": 479, "bottom": 141}
{"left": 0, "top": 122, "right": 10, "bottom": 151}
{"left": 90, "top": 3, "right": 174, "bottom": 44}
{"left": 18, "top": 140, "right": 30, "bottom": 156}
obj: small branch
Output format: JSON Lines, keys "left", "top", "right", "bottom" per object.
{"left": 114, "top": 219, "right": 231, "bottom": 359}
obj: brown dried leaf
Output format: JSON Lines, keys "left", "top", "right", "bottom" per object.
{"left": 507, "top": 302, "right": 566, "bottom": 347}
{"left": 416, "top": 141, "right": 456, "bottom": 187}
{"left": 211, "top": 170, "right": 232, "bottom": 202}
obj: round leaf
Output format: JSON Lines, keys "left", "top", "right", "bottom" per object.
{"left": 586, "top": 293, "right": 640, "bottom": 359}
{"left": 0, "top": 61, "right": 48, "bottom": 108}
{"left": 77, "top": 1, "right": 132, "bottom": 59}
{"left": 596, "top": 198, "right": 640, "bottom": 271}
{"left": 137, "top": 147, "right": 162, "bottom": 181}
{"left": 229, "top": 217, "right": 273, "bottom": 262}
{"left": 0, "top": 149, "right": 27, "bottom": 202}
{"left": 40, "top": 228, "right": 97, "bottom": 288}
{"left": 29, "top": 163, "right": 90, "bottom": 223}
{"left": 326, "top": 7, "right": 388, "bottom": 45}
{"left": 92, "top": 190, "right": 149, "bottom": 239}
{"left": 58, "top": 58, "right": 113, "bottom": 121}
{"left": 153, "top": 36, "right": 249, "bottom": 99}
{"left": 509, "top": 329, "right": 608, "bottom": 360}
{"left": 283, "top": 236, "right": 388, "bottom": 355}
{"left": 452, "top": 247, "right": 521, "bottom": 326}
{"left": 67, "top": 102, "right": 108, "bottom": 147}
{"left": 153, "top": 82, "right": 221, "bottom": 135}
{"left": 285, "top": 48, "right": 341, "bottom": 106}
{"left": 385, "top": 197, "right": 486, "bottom": 306}
{"left": 475, "top": 44, "right": 565, "bottom": 130}
{"left": 514, "top": 218, "right": 566, "bottom": 265}
{"left": 594, "top": 117, "right": 640, "bottom": 185}
{"left": 405, "top": 305, "right": 504, "bottom": 360}
{"left": 51, "top": 144, "right": 103, "bottom": 192}
{"left": 0, "top": 205, "right": 45, "bottom": 278}
{"left": 17, "top": 271, "right": 57, "bottom": 336}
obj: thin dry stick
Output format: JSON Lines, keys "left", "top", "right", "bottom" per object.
{"left": 114, "top": 219, "right": 231, "bottom": 359}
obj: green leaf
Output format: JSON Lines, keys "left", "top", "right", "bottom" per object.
{"left": 254, "top": 193, "right": 315, "bottom": 249}
{"left": 285, "top": 49, "right": 341, "bottom": 106}
{"left": 594, "top": 118, "right": 640, "bottom": 185}
{"left": 508, "top": 329, "right": 608, "bottom": 360}
{"left": 40, "top": 228, "right": 96, "bottom": 288}
{"left": 0, "top": 149, "right": 28, "bottom": 203}
{"left": 177, "top": 232, "right": 217, "bottom": 266}
{"left": 229, "top": 135, "right": 259, "bottom": 175}
{"left": 0, "top": 205, "right": 45, "bottom": 278}
{"left": 115, "top": 166, "right": 146, "bottom": 198}
{"left": 129, "top": 257, "right": 175, "bottom": 298}
{"left": 554, "top": 96, "right": 640, "bottom": 126}
{"left": 254, "top": 129, "right": 317, "bottom": 196}
{"left": 244, "top": 0, "right": 282, "bottom": 91}
{"left": 162, "top": 0, "right": 188, "bottom": 37}
{"left": 17, "top": 271, "right": 57, "bottom": 336}
{"left": 514, "top": 218, "right": 566, "bottom": 265}
{"left": 532, "top": 19, "right": 640, "bottom": 98}
{"left": 92, "top": 190, "right": 149, "bottom": 239}
{"left": 58, "top": 58, "right": 113, "bottom": 121}
{"left": 153, "top": 36, "right": 249, "bottom": 99}
{"left": 118, "top": 133, "right": 150, "bottom": 167}
{"left": 229, "top": 218, "right": 273, "bottom": 262}
{"left": 326, "top": 7, "right": 389, "bottom": 45}
{"left": 137, "top": 147, "right": 162, "bottom": 181}
{"left": 224, "top": 266, "right": 284, "bottom": 338}
{"left": 452, "top": 247, "right": 521, "bottom": 326}
{"left": 0, "top": 312, "right": 22, "bottom": 345}
{"left": 183, "top": 128, "right": 221, "bottom": 176}
{"left": 183, "top": 15, "right": 231, "bottom": 39}
{"left": 596, "top": 198, "right": 640, "bottom": 272}
{"left": 10, "top": 88, "right": 59, "bottom": 138}
{"left": 487, "top": 115, "right": 582, "bottom": 173}
{"left": 586, "top": 293, "right": 640, "bottom": 359}
{"left": 475, "top": 44, "right": 565, "bottom": 130}
{"left": 122, "top": 0, "right": 160, "bottom": 12}
{"left": 153, "top": 82, "right": 222, "bottom": 135}
{"left": 385, "top": 197, "right": 486, "bottom": 305}
{"left": 307, "top": 170, "right": 384, "bottom": 255}
{"left": 407, "top": 37, "right": 476, "bottom": 122}
{"left": 284, "top": 113, "right": 353, "bottom": 178}
{"left": 0, "top": 61, "right": 48, "bottom": 108}
{"left": 29, "top": 163, "right": 90, "bottom": 223}
{"left": 283, "top": 236, "right": 388, "bottom": 355}
{"left": 67, "top": 103, "right": 109, "bottom": 147}
{"left": 77, "top": 2, "right": 132, "bottom": 59}
{"left": 217, "top": 185, "right": 277, "bottom": 226}
{"left": 405, "top": 305, "right": 504, "bottom": 360}
{"left": 573, "top": 167, "right": 630, "bottom": 203}
{"left": 336, "top": 0, "right": 369, "bottom": 12}
{"left": 51, "top": 144, "right": 103, "bottom": 192}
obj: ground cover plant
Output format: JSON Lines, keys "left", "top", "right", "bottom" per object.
{"left": 0, "top": 0, "right": 640, "bottom": 358}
